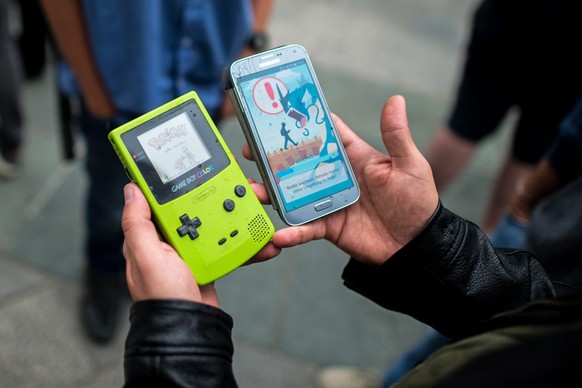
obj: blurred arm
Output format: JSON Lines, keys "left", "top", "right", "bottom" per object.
{"left": 511, "top": 159, "right": 563, "bottom": 221}
{"left": 251, "top": 0, "right": 274, "bottom": 32}
{"left": 39, "top": 0, "right": 115, "bottom": 118}
{"left": 510, "top": 97, "right": 582, "bottom": 221}
{"left": 219, "top": 0, "right": 274, "bottom": 120}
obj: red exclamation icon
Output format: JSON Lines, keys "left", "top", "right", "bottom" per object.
{"left": 264, "top": 82, "right": 278, "bottom": 109}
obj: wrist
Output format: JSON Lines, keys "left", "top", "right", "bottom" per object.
{"left": 247, "top": 31, "right": 269, "bottom": 52}
{"left": 510, "top": 184, "right": 535, "bottom": 221}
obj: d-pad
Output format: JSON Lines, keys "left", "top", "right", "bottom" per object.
{"left": 177, "top": 214, "right": 202, "bottom": 240}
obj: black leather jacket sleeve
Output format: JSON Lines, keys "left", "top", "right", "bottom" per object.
{"left": 124, "top": 299, "right": 237, "bottom": 388}
{"left": 342, "top": 203, "right": 558, "bottom": 338}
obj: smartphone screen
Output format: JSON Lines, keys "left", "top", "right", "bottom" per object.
{"left": 235, "top": 58, "right": 356, "bottom": 214}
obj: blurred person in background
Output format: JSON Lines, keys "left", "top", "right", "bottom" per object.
{"left": 0, "top": 0, "right": 24, "bottom": 178}
{"left": 490, "top": 96, "right": 582, "bottom": 283}
{"left": 40, "top": 0, "right": 274, "bottom": 344}
{"left": 15, "top": 0, "right": 49, "bottom": 80}
{"left": 425, "top": 0, "right": 582, "bottom": 235}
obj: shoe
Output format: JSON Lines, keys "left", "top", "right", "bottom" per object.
{"left": 317, "top": 366, "right": 382, "bottom": 388}
{"left": 80, "top": 269, "right": 125, "bottom": 344}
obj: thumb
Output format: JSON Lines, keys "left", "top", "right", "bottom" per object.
{"left": 380, "top": 95, "right": 423, "bottom": 169}
{"left": 121, "top": 183, "right": 158, "bottom": 249}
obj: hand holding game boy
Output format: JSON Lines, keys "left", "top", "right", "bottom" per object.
{"left": 109, "top": 92, "right": 275, "bottom": 285}
{"left": 121, "top": 183, "right": 219, "bottom": 304}
{"left": 121, "top": 182, "right": 281, "bottom": 303}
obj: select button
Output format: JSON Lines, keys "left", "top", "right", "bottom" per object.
{"left": 314, "top": 199, "right": 333, "bottom": 212}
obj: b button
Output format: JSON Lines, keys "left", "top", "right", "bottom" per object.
{"left": 223, "top": 199, "right": 235, "bottom": 212}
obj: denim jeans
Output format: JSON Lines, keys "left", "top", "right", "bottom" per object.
{"left": 81, "top": 106, "right": 134, "bottom": 273}
{"left": 489, "top": 213, "right": 529, "bottom": 250}
{"left": 382, "top": 327, "right": 450, "bottom": 387}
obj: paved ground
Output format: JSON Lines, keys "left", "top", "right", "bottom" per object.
{"left": 0, "top": 0, "right": 518, "bottom": 386}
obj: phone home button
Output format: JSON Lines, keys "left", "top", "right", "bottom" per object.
{"left": 314, "top": 199, "right": 333, "bottom": 212}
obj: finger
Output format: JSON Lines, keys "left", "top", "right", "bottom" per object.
{"left": 121, "top": 184, "right": 161, "bottom": 258}
{"left": 242, "top": 143, "right": 254, "bottom": 161}
{"left": 248, "top": 241, "right": 282, "bottom": 263}
{"left": 199, "top": 284, "right": 220, "bottom": 308}
{"left": 271, "top": 222, "right": 327, "bottom": 249}
{"left": 331, "top": 113, "right": 379, "bottom": 168}
{"left": 380, "top": 95, "right": 422, "bottom": 166}
{"left": 249, "top": 182, "right": 270, "bottom": 204}
{"left": 331, "top": 112, "right": 364, "bottom": 149}
{"left": 121, "top": 183, "right": 152, "bottom": 235}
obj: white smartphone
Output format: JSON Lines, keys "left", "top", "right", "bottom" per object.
{"left": 224, "top": 44, "right": 360, "bottom": 225}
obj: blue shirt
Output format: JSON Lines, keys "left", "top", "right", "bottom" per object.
{"left": 60, "top": 0, "right": 253, "bottom": 120}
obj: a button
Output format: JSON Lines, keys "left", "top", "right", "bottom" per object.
{"left": 314, "top": 199, "right": 333, "bottom": 212}
{"left": 223, "top": 199, "right": 235, "bottom": 212}
{"left": 234, "top": 185, "right": 246, "bottom": 197}
{"left": 218, "top": 238, "right": 227, "bottom": 245}
{"left": 230, "top": 230, "right": 239, "bottom": 237}
{"left": 177, "top": 214, "right": 202, "bottom": 240}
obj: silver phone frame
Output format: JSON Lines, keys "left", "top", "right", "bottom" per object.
{"left": 226, "top": 44, "right": 360, "bottom": 225}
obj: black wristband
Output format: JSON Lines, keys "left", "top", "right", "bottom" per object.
{"left": 248, "top": 31, "right": 269, "bottom": 51}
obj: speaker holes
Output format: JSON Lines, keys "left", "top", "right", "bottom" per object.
{"left": 248, "top": 214, "right": 270, "bottom": 243}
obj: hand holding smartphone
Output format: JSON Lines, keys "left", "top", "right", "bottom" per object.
{"left": 224, "top": 44, "right": 360, "bottom": 225}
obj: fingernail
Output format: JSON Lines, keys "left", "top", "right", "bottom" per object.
{"left": 124, "top": 185, "right": 134, "bottom": 203}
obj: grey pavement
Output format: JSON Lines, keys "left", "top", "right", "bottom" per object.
{"left": 0, "top": 0, "right": 516, "bottom": 386}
